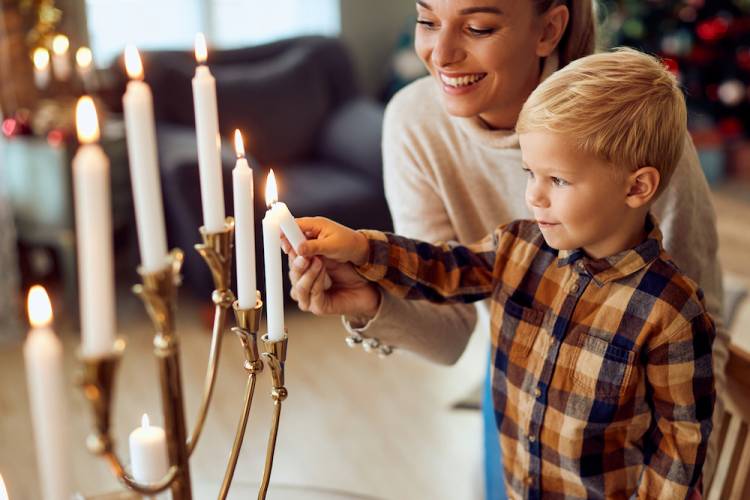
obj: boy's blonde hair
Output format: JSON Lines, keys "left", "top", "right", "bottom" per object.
{"left": 516, "top": 47, "right": 687, "bottom": 196}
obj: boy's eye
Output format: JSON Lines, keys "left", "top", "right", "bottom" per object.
{"left": 552, "top": 177, "right": 569, "bottom": 187}
{"left": 522, "top": 167, "right": 534, "bottom": 178}
{"left": 467, "top": 26, "right": 496, "bottom": 36}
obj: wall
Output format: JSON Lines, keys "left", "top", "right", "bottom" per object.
{"left": 339, "top": 0, "right": 416, "bottom": 97}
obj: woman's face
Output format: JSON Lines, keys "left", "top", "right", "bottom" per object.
{"left": 414, "top": 0, "right": 552, "bottom": 129}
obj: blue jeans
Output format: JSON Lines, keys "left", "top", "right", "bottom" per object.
{"left": 483, "top": 351, "right": 507, "bottom": 499}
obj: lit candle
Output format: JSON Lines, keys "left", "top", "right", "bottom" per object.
{"left": 232, "top": 130, "right": 257, "bottom": 309}
{"left": 51, "top": 34, "right": 71, "bottom": 81}
{"left": 32, "top": 47, "right": 50, "bottom": 90}
{"left": 263, "top": 170, "right": 284, "bottom": 341}
{"left": 128, "top": 413, "right": 169, "bottom": 500}
{"left": 75, "top": 46, "right": 96, "bottom": 92}
{"left": 23, "top": 286, "right": 71, "bottom": 500}
{"left": 123, "top": 45, "right": 169, "bottom": 273}
{"left": 73, "top": 96, "right": 116, "bottom": 357}
{"left": 192, "top": 33, "right": 225, "bottom": 233}
{"left": 0, "top": 473, "right": 8, "bottom": 500}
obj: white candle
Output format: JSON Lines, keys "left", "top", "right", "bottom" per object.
{"left": 192, "top": 33, "right": 225, "bottom": 233}
{"left": 272, "top": 202, "right": 306, "bottom": 252}
{"left": 129, "top": 414, "right": 169, "bottom": 500}
{"left": 23, "top": 286, "right": 71, "bottom": 500}
{"left": 76, "top": 46, "right": 96, "bottom": 92}
{"left": 32, "top": 48, "right": 50, "bottom": 90}
{"left": 51, "top": 34, "right": 71, "bottom": 81}
{"left": 73, "top": 96, "right": 116, "bottom": 357}
{"left": 263, "top": 170, "right": 284, "bottom": 341}
{"left": 123, "top": 45, "right": 169, "bottom": 273}
{"left": 232, "top": 130, "right": 257, "bottom": 309}
{"left": 0, "top": 473, "right": 8, "bottom": 500}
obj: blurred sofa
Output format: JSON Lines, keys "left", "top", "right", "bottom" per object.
{"left": 109, "top": 36, "right": 392, "bottom": 296}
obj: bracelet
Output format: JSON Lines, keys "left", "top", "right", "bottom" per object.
{"left": 344, "top": 332, "right": 394, "bottom": 358}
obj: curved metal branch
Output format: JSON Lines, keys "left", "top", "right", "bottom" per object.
{"left": 219, "top": 372, "right": 258, "bottom": 500}
{"left": 101, "top": 451, "right": 180, "bottom": 496}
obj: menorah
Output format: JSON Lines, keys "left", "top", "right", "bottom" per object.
{"left": 78, "top": 218, "right": 287, "bottom": 500}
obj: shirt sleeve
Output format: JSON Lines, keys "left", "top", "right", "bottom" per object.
{"left": 355, "top": 229, "right": 501, "bottom": 305}
{"left": 636, "top": 313, "right": 716, "bottom": 499}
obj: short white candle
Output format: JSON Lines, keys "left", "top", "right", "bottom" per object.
{"left": 73, "top": 96, "right": 117, "bottom": 357}
{"left": 123, "top": 45, "right": 169, "bottom": 273}
{"left": 23, "top": 286, "right": 71, "bottom": 500}
{"left": 263, "top": 170, "right": 284, "bottom": 341}
{"left": 129, "top": 413, "right": 169, "bottom": 500}
{"left": 232, "top": 130, "right": 257, "bottom": 309}
{"left": 192, "top": 33, "right": 225, "bottom": 233}
{"left": 32, "top": 47, "right": 50, "bottom": 90}
{"left": 51, "top": 34, "right": 71, "bottom": 81}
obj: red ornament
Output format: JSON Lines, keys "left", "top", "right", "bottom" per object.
{"left": 719, "top": 117, "right": 743, "bottom": 138}
{"left": 738, "top": 47, "right": 750, "bottom": 72}
{"left": 46, "top": 129, "right": 65, "bottom": 148}
{"left": 662, "top": 57, "right": 680, "bottom": 75}
{"left": 696, "top": 17, "right": 730, "bottom": 42}
{"left": 1, "top": 118, "right": 17, "bottom": 137}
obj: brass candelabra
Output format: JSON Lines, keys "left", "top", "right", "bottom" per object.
{"left": 77, "top": 217, "right": 288, "bottom": 499}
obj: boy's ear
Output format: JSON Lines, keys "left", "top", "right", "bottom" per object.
{"left": 536, "top": 5, "right": 569, "bottom": 58}
{"left": 625, "top": 167, "right": 660, "bottom": 208}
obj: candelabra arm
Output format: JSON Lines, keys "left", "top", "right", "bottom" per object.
{"left": 188, "top": 219, "right": 236, "bottom": 456}
{"left": 101, "top": 451, "right": 180, "bottom": 496}
{"left": 218, "top": 296, "right": 264, "bottom": 500}
{"left": 258, "top": 334, "right": 288, "bottom": 500}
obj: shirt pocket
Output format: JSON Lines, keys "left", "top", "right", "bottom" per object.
{"left": 492, "top": 290, "right": 546, "bottom": 360}
{"left": 572, "top": 333, "right": 636, "bottom": 401}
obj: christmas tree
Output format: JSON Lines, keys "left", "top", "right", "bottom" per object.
{"left": 601, "top": 0, "right": 750, "bottom": 180}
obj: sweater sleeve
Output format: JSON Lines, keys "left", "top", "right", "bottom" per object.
{"left": 340, "top": 90, "right": 478, "bottom": 365}
{"left": 652, "top": 134, "right": 728, "bottom": 394}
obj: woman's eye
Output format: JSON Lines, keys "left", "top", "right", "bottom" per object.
{"left": 467, "top": 26, "right": 496, "bottom": 36}
{"left": 552, "top": 177, "right": 569, "bottom": 187}
{"left": 416, "top": 19, "right": 436, "bottom": 30}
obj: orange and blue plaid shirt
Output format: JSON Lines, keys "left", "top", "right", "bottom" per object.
{"left": 357, "top": 217, "right": 715, "bottom": 499}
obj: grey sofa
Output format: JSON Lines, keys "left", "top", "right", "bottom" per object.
{"left": 111, "top": 36, "right": 392, "bottom": 296}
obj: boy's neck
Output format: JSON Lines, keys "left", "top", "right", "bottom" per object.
{"left": 582, "top": 212, "right": 650, "bottom": 260}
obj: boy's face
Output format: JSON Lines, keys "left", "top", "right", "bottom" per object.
{"left": 518, "top": 131, "right": 635, "bottom": 259}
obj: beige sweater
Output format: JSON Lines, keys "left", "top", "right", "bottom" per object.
{"left": 346, "top": 74, "right": 728, "bottom": 388}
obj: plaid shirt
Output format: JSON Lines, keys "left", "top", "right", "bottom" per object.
{"left": 357, "top": 217, "right": 715, "bottom": 499}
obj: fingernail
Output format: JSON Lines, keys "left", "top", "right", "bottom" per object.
{"left": 294, "top": 256, "right": 307, "bottom": 269}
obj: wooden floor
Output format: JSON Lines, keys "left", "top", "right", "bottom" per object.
{"left": 1, "top": 186, "right": 749, "bottom": 500}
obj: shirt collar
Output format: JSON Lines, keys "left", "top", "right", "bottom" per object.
{"left": 556, "top": 214, "right": 663, "bottom": 286}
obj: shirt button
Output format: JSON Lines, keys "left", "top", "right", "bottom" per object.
{"left": 534, "top": 387, "right": 542, "bottom": 398}
{"left": 528, "top": 434, "right": 536, "bottom": 443}
{"left": 568, "top": 282, "right": 580, "bottom": 294}
{"left": 524, "top": 476, "right": 533, "bottom": 486}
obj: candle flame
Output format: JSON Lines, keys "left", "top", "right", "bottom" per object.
{"left": 76, "top": 96, "right": 100, "bottom": 144}
{"left": 234, "top": 129, "right": 245, "bottom": 158}
{"left": 265, "top": 170, "right": 278, "bottom": 208}
{"left": 32, "top": 47, "right": 50, "bottom": 70}
{"left": 27, "top": 285, "right": 53, "bottom": 328}
{"left": 0, "top": 473, "right": 8, "bottom": 500}
{"left": 124, "top": 45, "right": 143, "bottom": 80}
{"left": 141, "top": 413, "right": 150, "bottom": 429}
{"left": 52, "top": 34, "right": 69, "bottom": 55}
{"left": 76, "top": 46, "right": 93, "bottom": 69}
{"left": 194, "top": 33, "right": 207, "bottom": 64}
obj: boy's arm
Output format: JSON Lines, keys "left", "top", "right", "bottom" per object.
{"left": 354, "top": 229, "right": 500, "bottom": 304}
{"left": 636, "top": 312, "right": 716, "bottom": 499}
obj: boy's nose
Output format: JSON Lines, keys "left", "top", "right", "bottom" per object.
{"left": 526, "top": 184, "right": 550, "bottom": 209}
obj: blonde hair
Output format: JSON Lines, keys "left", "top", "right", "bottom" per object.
{"left": 516, "top": 47, "right": 687, "bottom": 196}
{"left": 534, "top": 0, "right": 597, "bottom": 67}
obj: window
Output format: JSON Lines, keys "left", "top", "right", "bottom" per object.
{"left": 85, "top": 0, "right": 341, "bottom": 66}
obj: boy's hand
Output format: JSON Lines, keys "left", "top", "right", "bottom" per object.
{"left": 294, "top": 217, "right": 370, "bottom": 266}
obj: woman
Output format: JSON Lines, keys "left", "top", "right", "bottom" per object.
{"left": 286, "top": 0, "right": 726, "bottom": 495}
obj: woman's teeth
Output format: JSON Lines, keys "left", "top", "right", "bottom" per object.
{"left": 440, "top": 73, "right": 486, "bottom": 88}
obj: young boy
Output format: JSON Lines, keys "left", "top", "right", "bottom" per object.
{"left": 294, "top": 48, "right": 715, "bottom": 499}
